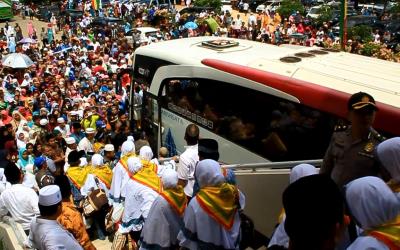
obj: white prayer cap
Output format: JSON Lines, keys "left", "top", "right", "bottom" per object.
{"left": 127, "top": 157, "right": 142, "bottom": 174}
{"left": 40, "top": 119, "right": 49, "bottom": 126}
{"left": 104, "top": 144, "right": 115, "bottom": 152}
{"left": 39, "top": 185, "right": 62, "bottom": 206}
{"left": 57, "top": 117, "right": 65, "bottom": 123}
{"left": 162, "top": 169, "right": 178, "bottom": 189}
{"left": 85, "top": 128, "right": 96, "bottom": 134}
{"left": 139, "top": 146, "right": 153, "bottom": 161}
{"left": 127, "top": 136, "right": 134, "bottom": 142}
{"left": 65, "top": 137, "right": 76, "bottom": 145}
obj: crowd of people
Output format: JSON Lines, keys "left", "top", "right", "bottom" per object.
{"left": 0, "top": 0, "right": 399, "bottom": 249}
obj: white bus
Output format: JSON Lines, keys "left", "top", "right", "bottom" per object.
{"left": 131, "top": 37, "right": 400, "bottom": 237}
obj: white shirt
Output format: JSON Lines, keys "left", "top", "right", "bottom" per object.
{"left": 27, "top": 217, "right": 83, "bottom": 250}
{"left": 0, "top": 184, "right": 40, "bottom": 230}
{"left": 176, "top": 144, "right": 199, "bottom": 197}
{"left": 81, "top": 174, "right": 110, "bottom": 198}
{"left": 248, "top": 15, "right": 256, "bottom": 26}
{"left": 109, "top": 161, "right": 131, "bottom": 203}
{"left": 54, "top": 124, "right": 71, "bottom": 138}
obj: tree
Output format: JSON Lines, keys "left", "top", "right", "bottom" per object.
{"left": 314, "top": 5, "right": 333, "bottom": 26}
{"left": 193, "top": 0, "right": 222, "bottom": 11}
{"left": 277, "top": 0, "right": 305, "bottom": 19}
{"left": 347, "top": 25, "right": 373, "bottom": 43}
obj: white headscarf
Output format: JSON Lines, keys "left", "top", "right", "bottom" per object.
{"left": 162, "top": 169, "right": 178, "bottom": 189}
{"left": 290, "top": 164, "right": 319, "bottom": 184}
{"left": 376, "top": 137, "right": 400, "bottom": 183}
{"left": 121, "top": 141, "right": 135, "bottom": 156}
{"left": 139, "top": 146, "right": 153, "bottom": 161}
{"left": 345, "top": 176, "right": 400, "bottom": 230}
{"left": 127, "top": 157, "right": 142, "bottom": 174}
{"left": 91, "top": 154, "right": 104, "bottom": 167}
{"left": 195, "top": 159, "right": 225, "bottom": 188}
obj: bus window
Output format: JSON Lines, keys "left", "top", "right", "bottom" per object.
{"left": 160, "top": 78, "right": 338, "bottom": 161}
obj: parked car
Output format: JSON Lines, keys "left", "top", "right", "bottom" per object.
{"left": 125, "top": 27, "right": 161, "bottom": 46}
{"left": 179, "top": 6, "right": 214, "bottom": 15}
{"left": 36, "top": 4, "right": 60, "bottom": 21}
{"left": 91, "top": 17, "right": 124, "bottom": 28}
{"left": 256, "top": 0, "right": 282, "bottom": 13}
{"left": 332, "top": 15, "right": 378, "bottom": 36}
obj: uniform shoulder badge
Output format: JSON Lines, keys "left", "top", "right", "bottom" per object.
{"left": 364, "top": 142, "right": 375, "bottom": 153}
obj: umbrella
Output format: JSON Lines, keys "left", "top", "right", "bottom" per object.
{"left": 1, "top": 53, "right": 34, "bottom": 69}
{"left": 184, "top": 21, "right": 198, "bottom": 30}
{"left": 18, "top": 38, "right": 37, "bottom": 44}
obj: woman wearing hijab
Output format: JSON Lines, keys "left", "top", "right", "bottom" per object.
{"left": 139, "top": 146, "right": 158, "bottom": 173}
{"left": 140, "top": 169, "right": 187, "bottom": 250}
{"left": 178, "top": 159, "right": 243, "bottom": 249}
{"left": 16, "top": 130, "right": 29, "bottom": 150}
{"left": 268, "top": 164, "right": 319, "bottom": 249}
{"left": 115, "top": 157, "right": 160, "bottom": 247}
{"left": 16, "top": 148, "right": 34, "bottom": 172}
{"left": 346, "top": 176, "right": 400, "bottom": 250}
{"left": 109, "top": 140, "right": 135, "bottom": 204}
{"left": 376, "top": 137, "right": 400, "bottom": 194}
{"left": 27, "top": 21, "right": 35, "bottom": 38}
{"left": 81, "top": 154, "right": 112, "bottom": 197}
{"left": 10, "top": 110, "right": 27, "bottom": 132}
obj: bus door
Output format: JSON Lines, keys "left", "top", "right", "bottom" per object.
{"left": 141, "top": 91, "right": 162, "bottom": 155}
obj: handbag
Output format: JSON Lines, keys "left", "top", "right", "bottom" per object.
{"left": 81, "top": 177, "right": 109, "bottom": 217}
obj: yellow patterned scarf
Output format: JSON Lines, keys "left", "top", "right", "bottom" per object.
{"left": 196, "top": 183, "right": 239, "bottom": 230}
{"left": 131, "top": 166, "right": 161, "bottom": 193}
{"left": 387, "top": 180, "right": 400, "bottom": 193}
{"left": 119, "top": 153, "right": 136, "bottom": 177}
{"left": 141, "top": 160, "right": 158, "bottom": 173}
{"left": 66, "top": 165, "right": 91, "bottom": 189}
{"left": 90, "top": 165, "right": 113, "bottom": 189}
{"left": 161, "top": 186, "right": 187, "bottom": 216}
{"left": 367, "top": 216, "right": 400, "bottom": 250}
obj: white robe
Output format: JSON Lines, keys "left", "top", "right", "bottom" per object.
{"left": 109, "top": 161, "right": 130, "bottom": 203}
{"left": 119, "top": 179, "right": 158, "bottom": 233}
{"left": 140, "top": 195, "right": 183, "bottom": 249}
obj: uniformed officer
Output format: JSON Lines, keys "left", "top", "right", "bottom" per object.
{"left": 320, "top": 92, "right": 385, "bottom": 189}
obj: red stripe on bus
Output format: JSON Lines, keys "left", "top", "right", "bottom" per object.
{"left": 202, "top": 58, "right": 400, "bottom": 136}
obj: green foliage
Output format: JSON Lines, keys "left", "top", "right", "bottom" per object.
{"left": 347, "top": 25, "right": 373, "bottom": 43}
{"left": 359, "top": 42, "right": 381, "bottom": 56}
{"left": 389, "top": 3, "right": 400, "bottom": 13}
{"left": 277, "top": 0, "right": 305, "bottom": 19}
{"left": 193, "top": 0, "right": 222, "bottom": 11}
{"left": 314, "top": 5, "right": 333, "bottom": 26}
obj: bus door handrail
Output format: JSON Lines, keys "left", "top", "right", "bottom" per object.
{"left": 222, "top": 159, "right": 323, "bottom": 171}
{"left": 158, "top": 158, "right": 323, "bottom": 171}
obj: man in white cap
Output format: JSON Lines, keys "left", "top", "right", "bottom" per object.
{"left": 54, "top": 117, "right": 71, "bottom": 138}
{"left": 104, "top": 144, "right": 117, "bottom": 169}
{"left": 26, "top": 185, "right": 83, "bottom": 250}
{"left": 78, "top": 128, "right": 96, "bottom": 157}
{"left": 64, "top": 137, "right": 81, "bottom": 171}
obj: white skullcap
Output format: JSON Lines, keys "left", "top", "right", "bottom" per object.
{"left": 39, "top": 185, "right": 62, "bottom": 206}
{"left": 127, "top": 157, "right": 142, "bottom": 174}
{"left": 40, "top": 119, "right": 49, "bottom": 126}
{"left": 139, "top": 146, "right": 153, "bottom": 161}
{"left": 104, "top": 144, "right": 115, "bottom": 152}
{"left": 65, "top": 137, "right": 76, "bottom": 145}
{"left": 85, "top": 128, "right": 96, "bottom": 134}
{"left": 162, "top": 169, "right": 178, "bottom": 189}
{"left": 57, "top": 117, "right": 65, "bottom": 123}
{"left": 91, "top": 154, "right": 104, "bottom": 167}
{"left": 127, "top": 136, "right": 134, "bottom": 142}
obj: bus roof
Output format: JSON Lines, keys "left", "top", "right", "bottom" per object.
{"left": 135, "top": 37, "right": 400, "bottom": 134}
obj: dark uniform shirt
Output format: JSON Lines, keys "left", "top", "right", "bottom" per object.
{"left": 320, "top": 126, "right": 385, "bottom": 188}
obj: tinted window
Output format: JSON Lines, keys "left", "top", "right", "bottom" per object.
{"left": 161, "top": 78, "right": 337, "bottom": 161}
